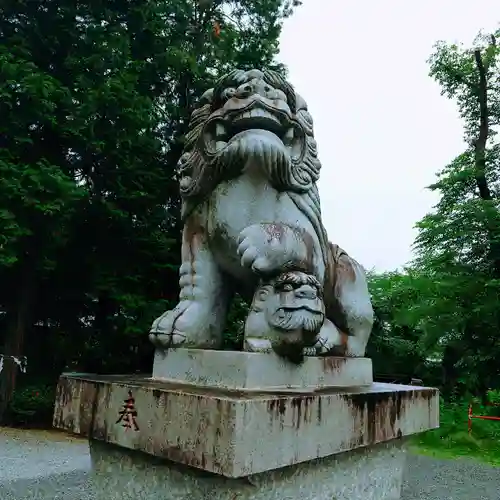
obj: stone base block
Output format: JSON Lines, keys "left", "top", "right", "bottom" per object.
{"left": 53, "top": 373, "right": 439, "bottom": 478}
{"left": 89, "top": 438, "right": 406, "bottom": 500}
{"left": 152, "top": 348, "right": 373, "bottom": 390}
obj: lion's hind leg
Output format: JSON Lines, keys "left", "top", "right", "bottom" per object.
{"left": 325, "top": 244, "right": 374, "bottom": 357}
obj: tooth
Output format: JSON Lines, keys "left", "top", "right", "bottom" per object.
{"left": 216, "top": 123, "right": 226, "bottom": 138}
{"left": 283, "top": 128, "right": 294, "bottom": 145}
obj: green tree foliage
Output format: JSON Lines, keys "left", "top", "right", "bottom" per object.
{"left": 0, "top": 0, "right": 301, "bottom": 423}
{"left": 368, "top": 30, "right": 500, "bottom": 401}
{"left": 414, "top": 31, "right": 500, "bottom": 399}
{"left": 367, "top": 271, "right": 429, "bottom": 382}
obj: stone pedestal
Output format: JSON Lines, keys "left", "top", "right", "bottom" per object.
{"left": 53, "top": 350, "right": 439, "bottom": 499}
{"left": 89, "top": 439, "right": 406, "bottom": 500}
{"left": 152, "top": 348, "right": 373, "bottom": 390}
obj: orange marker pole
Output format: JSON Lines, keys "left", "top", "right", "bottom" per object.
{"left": 468, "top": 403, "right": 473, "bottom": 434}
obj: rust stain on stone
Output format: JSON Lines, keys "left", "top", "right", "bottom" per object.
{"left": 53, "top": 377, "right": 70, "bottom": 429}
{"left": 89, "top": 383, "right": 110, "bottom": 441}
{"left": 412, "top": 388, "right": 435, "bottom": 402}
{"left": 135, "top": 389, "right": 231, "bottom": 475}
{"left": 302, "top": 230, "right": 316, "bottom": 271}
{"left": 329, "top": 243, "right": 357, "bottom": 283}
{"left": 215, "top": 397, "right": 232, "bottom": 422}
{"left": 215, "top": 398, "right": 227, "bottom": 437}
{"left": 346, "top": 392, "right": 401, "bottom": 445}
{"left": 158, "top": 445, "right": 224, "bottom": 474}
{"left": 79, "top": 382, "right": 99, "bottom": 436}
{"left": 317, "top": 396, "right": 322, "bottom": 424}
{"left": 268, "top": 398, "right": 287, "bottom": 416}
{"left": 292, "top": 226, "right": 315, "bottom": 271}
{"left": 260, "top": 223, "right": 316, "bottom": 272}
{"left": 321, "top": 357, "right": 347, "bottom": 372}
{"left": 58, "top": 377, "right": 71, "bottom": 408}
{"left": 52, "top": 378, "right": 106, "bottom": 442}
{"left": 267, "top": 398, "right": 287, "bottom": 429}
{"left": 343, "top": 389, "right": 437, "bottom": 448}
{"left": 182, "top": 211, "right": 205, "bottom": 271}
{"left": 263, "top": 222, "right": 286, "bottom": 242}
{"left": 291, "top": 396, "right": 315, "bottom": 429}
{"left": 268, "top": 395, "right": 320, "bottom": 429}
{"left": 53, "top": 376, "right": 81, "bottom": 433}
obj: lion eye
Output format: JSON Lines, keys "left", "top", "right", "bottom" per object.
{"left": 221, "top": 87, "right": 236, "bottom": 101}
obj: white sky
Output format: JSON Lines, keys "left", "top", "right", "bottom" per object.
{"left": 279, "top": 0, "right": 500, "bottom": 271}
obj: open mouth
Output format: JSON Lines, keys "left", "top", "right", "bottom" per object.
{"left": 203, "top": 101, "right": 303, "bottom": 158}
{"left": 230, "top": 107, "right": 285, "bottom": 137}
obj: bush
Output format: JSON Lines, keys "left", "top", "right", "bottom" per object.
{"left": 6, "top": 383, "right": 56, "bottom": 427}
{"left": 413, "top": 391, "right": 500, "bottom": 464}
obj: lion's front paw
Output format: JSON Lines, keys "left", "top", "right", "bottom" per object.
{"left": 237, "top": 223, "right": 294, "bottom": 274}
{"left": 149, "top": 300, "right": 217, "bottom": 349}
{"left": 306, "top": 320, "right": 368, "bottom": 357}
{"left": 149, "top": 303, "right": 188, "bottom": 348}
{"left": 307, "top": 319, "right": 342, "bottom": 355}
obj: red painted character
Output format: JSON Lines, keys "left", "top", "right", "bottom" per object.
{"left": 116, "top": 391, "right": 139, "bottom": 431}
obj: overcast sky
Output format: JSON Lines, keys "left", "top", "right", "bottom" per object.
{"left": 279, "top": 0, "right": 500, "bottom": 271}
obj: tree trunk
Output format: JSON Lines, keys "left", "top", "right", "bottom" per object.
{"left": 473, "top": 44, "right": 500, "bottom": 275}
{"left": 441, "top": 344, "right": 462, "bottom": 401}
{"left": 0, "top": 260, "right": 36, "bottom": 423}
{"left": 80, "top": 292, "right": 117, "bottom": 373}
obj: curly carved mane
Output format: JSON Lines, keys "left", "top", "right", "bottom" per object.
{"left": 179, "top": 72, "right": 318, "bottom": 196}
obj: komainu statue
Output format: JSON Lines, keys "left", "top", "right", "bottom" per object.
{"left": 149, "top": 68, "right": 373, "bottom": 361}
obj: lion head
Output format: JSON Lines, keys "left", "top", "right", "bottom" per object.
{"left": 178, "top": 68, "right": 322, "bottom": 219}
{"left": 245, "top": 270, "right": 325, "bottom": 363}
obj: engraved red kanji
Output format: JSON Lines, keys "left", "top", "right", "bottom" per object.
{"left": 116, "top": 391, "right": 139, "bottom": 431}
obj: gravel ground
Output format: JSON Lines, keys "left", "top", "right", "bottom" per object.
{"left": 0, "top": 427, "right": 93, "bottom": 499}
{"left": 1, "top": 427, "right": 499, "bottom": 499}
{"left": 0, "top": 427, "right": 91, "bottom": 481}
{"left": 401, "top": 454, "right": 500, "bottom": 500}
{"left": 0, "top": 471, "right": 94, "bottom": 500}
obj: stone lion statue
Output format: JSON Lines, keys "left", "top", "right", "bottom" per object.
{"left": 149, "top": 68, "right": 373, "bottom": 359}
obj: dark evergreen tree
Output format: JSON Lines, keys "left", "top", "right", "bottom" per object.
{"left": 0, "top": 0, "right": 301, "bottom": 423}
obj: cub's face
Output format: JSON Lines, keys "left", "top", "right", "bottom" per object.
{"left": 246, "top": 271, "right": 325, "bottom": 352}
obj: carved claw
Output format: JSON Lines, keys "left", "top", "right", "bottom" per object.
{"left": 149, "top": 300, "right": 217, "bottom": 349}
{"left": 307, "top": 321, "right": 368, "bottom": 358}
{"left": 302, "top": 347, "right": 317, "bottom": 356}
{"left": 308, "top": 319, "right": 343, "bottom": 355}
{"left": 237, "top": 224, "right": 294, "bottom": 274}
{"left": 149, "top": 331, "right": 187, "bottom": 349}
{"left": 149, "top": 302, "right": 189, "bottom": 347}
{"left": 243, "top": 340, "right": 343, "bottom": 358}
{"left": 237, "top": 227, "right": 271, "bottom": 272}
{"left": 301, "top": 337, "right": 333, "bottom": 357}
{"left": 244, "top": 337, "right": 323, "bottom": 358}
{"left": 244, "top": 337, "right": 273, "bottom": 353}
